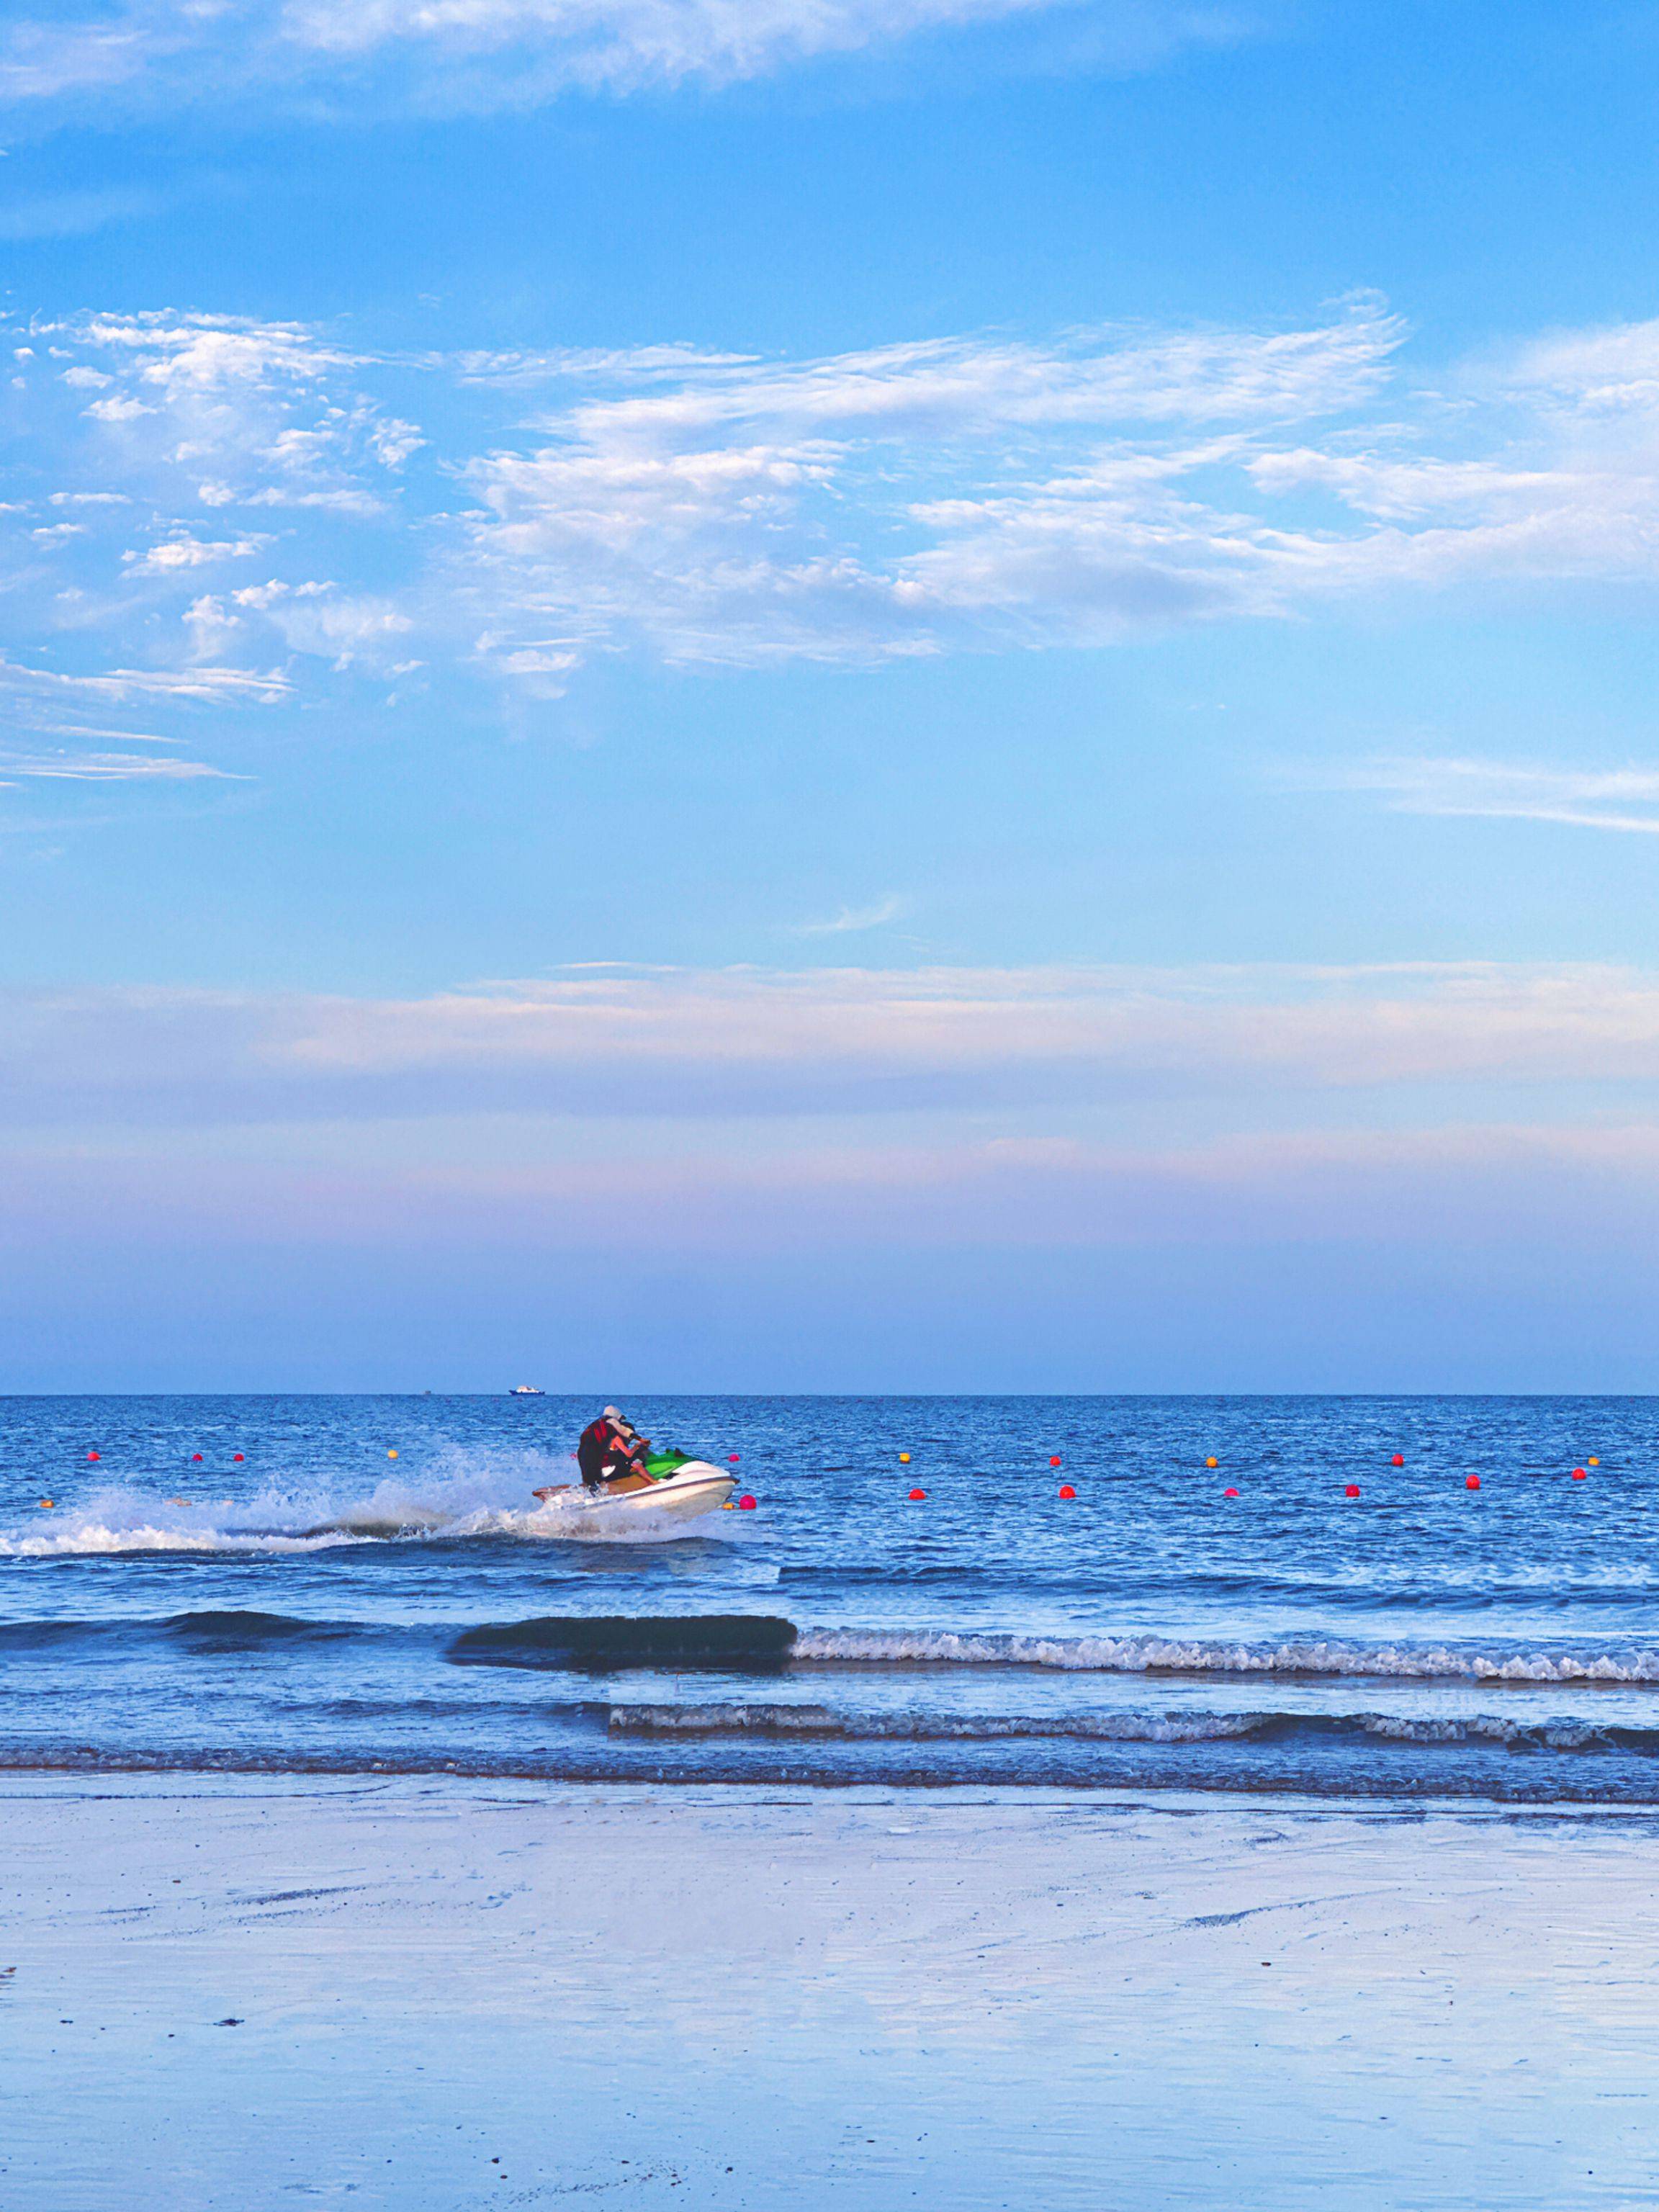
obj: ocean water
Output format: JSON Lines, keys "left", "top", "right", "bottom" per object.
{"left": 2, "top": 1393, "right": 1657, "bottom": 1802}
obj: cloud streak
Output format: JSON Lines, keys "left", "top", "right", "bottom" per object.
{"left": 794, "top": 896, "right": 905, "bottom": 935}
{"left": 1304, "top": 757, "right": 1659, "bottom": 836}
{"left": 0, "top": 0, "right": 1246, "bottom": 115}
{"left": 8, "top": 959, "right": 1659, "bottom": 1124}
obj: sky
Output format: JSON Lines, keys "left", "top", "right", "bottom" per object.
{"left": 4, "top": 0, "right": 1659, "bottom": 1390}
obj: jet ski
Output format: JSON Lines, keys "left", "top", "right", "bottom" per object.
{"left": 531, "top": 1450, "right": 736, "bottom": 1525}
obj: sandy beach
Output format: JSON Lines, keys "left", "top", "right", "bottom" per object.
{"left": 3, "top": 1779, "right": 1656, "bottom": 2209}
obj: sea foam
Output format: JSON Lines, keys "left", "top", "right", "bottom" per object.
{"left": 791, "top": 1627, "right": 1659, "bottom": 1683}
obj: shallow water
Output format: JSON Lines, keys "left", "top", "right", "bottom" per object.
{"left": 2, "top": 1394, "right": 1657, "bottom": 1799}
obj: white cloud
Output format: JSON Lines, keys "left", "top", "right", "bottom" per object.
{"left": 50, "top": 312, "right": 403, "bottom": 518}
{"left": 125, "top": 534, "right": 270, "bottom": 572}
{"left": 449, "top": 304, "right": 1405, "bottom": 675}
{"left": 0, "top": 0, "right": 1246, "bottom": 115}
{"left": 3, "top": 959, "right": 1655, "bottom": 1107}
{"left": 1303, "top": 755, "right": 1659, "bottom": 836}
{"left": 255, "top": 961, "right": 1659, "bottom": 1093}
{"left": 0, "top": 748, "right": 234, "bottom": 781}
{"left": 795, "top": 896, "right": 905, "bottom": 935}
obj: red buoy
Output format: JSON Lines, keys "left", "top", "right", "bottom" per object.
{"left": 1466, "top": 1475, "right": 1480, "bottom": 1491}
{"left": 1573, "top": 1467, "right": 1588, "bottom": 1481}
{"left": 1058, "top": 1483, "right": 1076, "bottom": 1500}
{"left": 728, "top": 1454, "right": 740, "bottom": 1464}
{"left": 86, "top": 1450, "right": 99, "bottom": 1462}
{"left": 192, "top": 1453, "right": 203, "bottom": 1462}
{"left": 737, "top": 1494, "right": 757, "bottom": 1511}
{"left": 907, "top": 1487, "right": 927, "bottom": 1501}
{"left": 1391, "top": 1454, "right": 1404, "bottom": 1467}
{"left": 1344, "top": 1483, "right": 1360, "bottom": 1499}
{"left": 1223, "top": 1487, "right": 1238, "bottom": 1499}
{"left": 1050, "top": 1455, "right": 1061, "bottom": 1467}
{"left": 233, "top": 1452, "right": 245, "bottom": 1463}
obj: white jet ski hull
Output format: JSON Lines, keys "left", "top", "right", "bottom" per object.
{"left": 537, "top": 1462, "right": 737, "bottom": 1525}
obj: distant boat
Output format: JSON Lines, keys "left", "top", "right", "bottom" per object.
{"left": 509, "top": 1385, "right": 545, "bottom": 1397}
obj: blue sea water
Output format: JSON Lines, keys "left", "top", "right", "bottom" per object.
{"left": 2, "top": 1394, "right": 1658, "bottom": 1801}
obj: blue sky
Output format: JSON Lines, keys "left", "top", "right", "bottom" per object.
{"left": 4, "top": 0, "right": 1659, "bottom": 1389}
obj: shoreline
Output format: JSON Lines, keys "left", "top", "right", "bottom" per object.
{"left": 4, "top": 1748, "right": 1659, "bottom": 1805}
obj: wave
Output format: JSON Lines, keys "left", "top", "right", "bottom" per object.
{"left": 630, "top": 1705, "right": 1659, "bottom": 1758}
{"left": 0, "top": 1452, "right": 739, "bottom": 1557}
{"left": 602, "top": 1701, "right": 1659, "bottom": 1753}
{"left": 8, "top": 1708, "right": 1659, "bottom": 1801}
{"left": 6, "top": 1609, "right": 1659, "bottom": 1688}
{"left": 449, "top": 1614, "right": 796, "bottom": 1672}
{"left": 0, "top": 1608, "right": 386, "bottom": 1653}
{"left": 606, "top": 1703, "right": 1264, "bottom": 1743}
{"left": 792, "top": 1627, "right": 1659, "bottom": 1683}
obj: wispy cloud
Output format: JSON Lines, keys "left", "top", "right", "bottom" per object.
{"left": 9, "top": 959, "right": 1659, "bottom": 1125}
{"left": 1302, "top": 756, "right": 1659, "bottom": 835}
{"left": 0, "top": 0, "right": 1251, "bottom": 117}
{"left": 0, "top": 749, "right": 236, "bottom": 781}
{"left": 794, "top": 896, "right": 905, "bottom": 935}
{"left": 0, "top": 184, "right": 168, "bottom": 239}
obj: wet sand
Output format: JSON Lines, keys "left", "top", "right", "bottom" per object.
{"left": 2, "top": 1778, "right": 1656, "bottom": 2209}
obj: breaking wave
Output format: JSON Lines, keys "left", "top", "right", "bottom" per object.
{"left": 792, "top": 1627, "right": 1659, "bottom": 1683}
{"left": 603, "top": 1702, "right": 1659, "bottom": 1753}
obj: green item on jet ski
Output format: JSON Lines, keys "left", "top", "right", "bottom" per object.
{"left": 644, "top": 1449, "right": 692, "bottom": 1478}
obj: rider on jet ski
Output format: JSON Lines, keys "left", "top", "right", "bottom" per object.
{"left": 577, "top": 1406, "right": 654, "bottom": 1489}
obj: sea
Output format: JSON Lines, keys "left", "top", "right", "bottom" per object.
{"left": 2, "top": 1393, "right": 1656, "bottom": 1804}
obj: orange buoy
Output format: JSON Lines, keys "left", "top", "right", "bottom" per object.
{"left": 907, "top": 1486, "right": 927, "bottom": 1501}
{"left": 1344, "top": 1483, "right": 1360, "bottom": 1499}
{"left": 1589, "top": 1457, "right": 1601, "bottom": 1466}
{"left": 899, "top": 1452, "right": 911, "bottom": 1463}
{"left": 738, "top": 1494, "right": 757, "bottom": 1511}
{"left": 1466, "top": 1475, "right": 1480, "bottom": 1491}
{"left": 37, "top": 1498, "right": 53, "bottom": 1510}
{"left": 1223, "top": 1487, "right": 1238, "bottom": 1499}
{"left": 1391, "top": 1453, "right": 1404, "bottom": 1467}
{"left": 1058, "top": 1483, "right": 1076, "bottom": 1500}
{"left": 1205, "top": 1456, "right": 1218, "bottom": 1469}
{"left": 387, "top": 1449, "right": 398, "bottom": 1460}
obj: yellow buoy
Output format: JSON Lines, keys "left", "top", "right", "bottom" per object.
{"left": 899, "top": 1452, "right": 912, "bottom": 1463}
{"left": 1205, "top": 1456, "right": 1218, "bottom": 1469}
{"left": 721, "top": 1501, "right": 736, "bottom": 1509}
{"left": 1589, "top": 1456, "right": 1600, "bottom": 1466}
{"left": 387, "top": 1449, "right": 398, "bottom": 1459}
